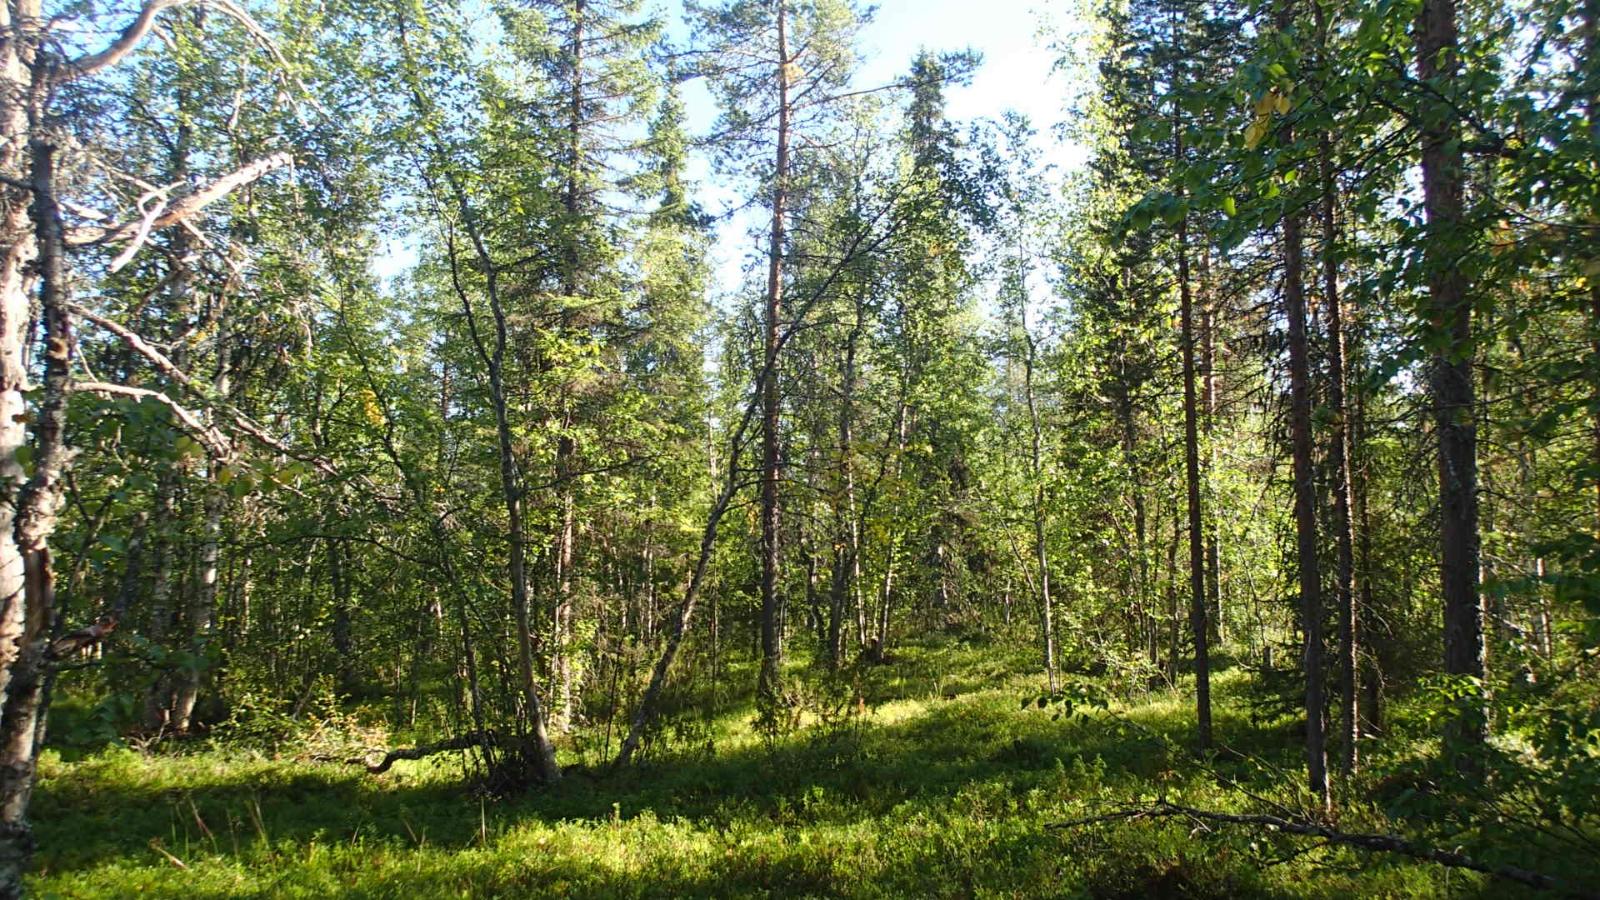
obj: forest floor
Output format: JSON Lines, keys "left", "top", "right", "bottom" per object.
{"left": 33, "top": 638, "right": 1538, "bottom": 899}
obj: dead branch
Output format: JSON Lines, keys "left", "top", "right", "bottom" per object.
{"left": 68, "top": 304, "right": 345, "bottom": 477}
{"left": 1050, "top": 800, "right": 1599, "bottom": 898}
{"left": 65, "top": 152, "right": 293, "bottom": 247}
{"left": 147, "top": 838, "right": 187, "bottom": 870}
{"left": 360, "top": 731, "right": 500, "bottom": 774}
{"left": 45, "top": 617, "right": 116, "bottom": 661}
{"left": 71, "top": 381, "right": 230, "bottom": 457}
{"left": 59, "top": 0, "right": 195, "bottom": 80}
{"left": 61, "top": 0, "right": 285, "bottom": 82}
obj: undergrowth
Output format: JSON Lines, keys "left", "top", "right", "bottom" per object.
{"left": 31, "top": 640, "right": 1576, "bottom": 898}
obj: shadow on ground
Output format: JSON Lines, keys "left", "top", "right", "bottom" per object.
{"left": 31, "top": 646, "right": 1533, "bottom": 899}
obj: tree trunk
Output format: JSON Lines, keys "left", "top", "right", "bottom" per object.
{"left": 1586, "top": 0, "right": 1600, "bottom": 537}
{"left": 1352, "top": 346, "right": 1382, "bottom": 735}
{"left": 437, "top": 170, "right": 561, "bottom": 782}
{"left": 1174, "top": 91, "right": 1213, "bottom": 748}
{"left": 550, "top": 0, "right": 586, "bottom": 737}
{"left": 873, "top": 385, "right": 910, "bottom": 663}
{"left": 1116, "top": 366, "right": 1152, "bottom": 666}
{"left": 142, "top": 473, "right": 179, "bottom": 731}
{"left": 1276, "top": 23, "right": 1331, "bottom": 802}
{"left": 329, "top": 533, "right": 355, "bottom": 695}
{"left": 1415, "top": 0, "right": 1486, "bottom": 750}
{"left": 614, "top": 441, "right": 744, "bottom": 766}
{"left": 0, "top": 130, "right": 72, "bottom": 898}
{"left": 757, "top": 0, "right": 790, "bottom": 714}
{"left": 827, "top": 306, "right": 862, "bottom": 669}
{"left": 0, "top": 0, "right": 40, "bottom": 738}
{"left": 1022, "top": 315, "right": 1057, "bottom": 693}
{"left": 1315, "top": 0, "right": 1360, "bottom": 775}
{"left": 173, "top": 316, "right": 230, "bottom": 733}
{"left": 1200, "top": 252, "right": 1223, "bottom": 648}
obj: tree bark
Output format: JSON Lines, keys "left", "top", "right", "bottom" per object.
{"left": 0, "top": 0, "right": 39, "bottom": 734}
{"left": 757, "top": 0, "right": 791, "bottom": 716}
{"left": 0, "top": 132, "right": 72, "bottom": 899}
{"left": 1415, "top": 0, "right": 1486, "bottom": 750}
{"left": 1315, "top": 0, "right": 1359, "bottom": 775}
{"left": 1275, "top": 21, "right": 1331, "bottom": 803}
{"left": 1173, "top": 75, "right": 1213, "bottom": 748}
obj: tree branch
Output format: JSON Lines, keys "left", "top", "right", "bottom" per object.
{"left": 70, "top": 381, "right": 230, "bottom": 457}
{"left": 68, "top": 304, "right": 346, "bottom": 478}
{"left": 358, "top": 731, "right": 500, "bottom": 774}
{"left": 65, "top": 152, "right": 293, "bottom": 247}
{"left": 60, "top": 0, "right": 284, "bottom": 82}
{"left": 59, "top": 0, "right": 195, "bottom": 81}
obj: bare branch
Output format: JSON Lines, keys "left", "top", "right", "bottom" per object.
{"left": 68, "top": 303, "right": 344, "bottom": 478}
{"left": 71, "top": 381, "right": 230, "bottom": 457}
{"left": 60, "top": 0, "right": 286, "bottom": 82}
{"left": 59, "top": 0, "right": 195, "bottom": 81}
{"left": 65, "top": 152, "right": 293, "bottom": 247}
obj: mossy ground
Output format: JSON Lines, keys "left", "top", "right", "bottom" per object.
{"left": 31, "top": 640, "right": 1534, "bottom": 898}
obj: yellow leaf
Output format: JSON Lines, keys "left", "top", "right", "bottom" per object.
{"left": 360, "top": 388, "right": 385, "bottom": 428}
{"left": 1244, "top": 118, "right": 1268, "bottom": 149}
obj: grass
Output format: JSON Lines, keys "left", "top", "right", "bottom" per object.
{"left": 31, "top": 639, "right": 1538, "bottom": 898}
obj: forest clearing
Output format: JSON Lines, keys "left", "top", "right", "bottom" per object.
{"left": 0, "top": 0, "right": 1596, "bottom": 896}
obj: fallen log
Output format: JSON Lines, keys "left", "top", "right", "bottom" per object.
{"left": 1051, "top": 800, "right": 1598, "bottom": 899}
{"left": 360, "top": 731, "right": 498, "bottom": 774}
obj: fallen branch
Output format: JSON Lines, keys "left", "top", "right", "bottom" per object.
{"left": 360, "top": 731, "right": 499, "bottom": 774}
{"left": 147, "top": 838, "right": 187, "bottom": 870}
{"left": 1050, "top": 800, "right": 1598, "bottom": 899}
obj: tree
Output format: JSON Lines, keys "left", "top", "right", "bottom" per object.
{"left": 0, "top": 0, "right": 305, "bottom": 886}
{"left": 1415, "top": 0, "right": 1486, "bottom": 753}
{"left": 687, "top": 0, "right": 871, "bottom": 721}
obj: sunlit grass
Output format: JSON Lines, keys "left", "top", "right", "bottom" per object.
{"left": 32, "top": 640, "right": 1506, "bottom": 898}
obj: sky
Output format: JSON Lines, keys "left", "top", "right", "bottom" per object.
{"left": 672, "top": 0, "right": 1089, "bottom": 295}
{"left": 372, "top": 1, "right": 1090, "bottom": 296}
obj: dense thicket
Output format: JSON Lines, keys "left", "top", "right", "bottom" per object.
{"left": 3, "top": 0, "right": 1597, "bottom": 894}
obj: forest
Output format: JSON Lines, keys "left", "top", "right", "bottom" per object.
{"left": 0, "top": 0, "right": 1596, "bottom": 895}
